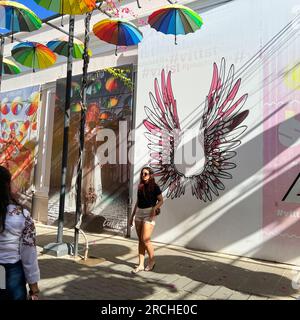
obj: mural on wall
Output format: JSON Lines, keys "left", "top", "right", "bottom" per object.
{"left": 48, "top": 65, "right": 134, "bottom": 235}
{"left": 143, "top": 58, "right": 249, "bottom": 200}
{"left": 0, "top": 86, "right": 40, "bottom": 208}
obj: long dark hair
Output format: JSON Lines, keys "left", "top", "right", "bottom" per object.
{"left": 138, "top": 166, "right": 156, "bottom": 194}
{"left": 0, "top": 166, "right": 20, "bottom": 233}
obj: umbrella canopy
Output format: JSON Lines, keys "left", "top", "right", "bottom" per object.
{"left": 93, "top": 18, "right": 143, "bottom": 55}
{"left": 47, "top": 37, "right": 92, "bottom": 59}
{"left": 33, "top": 0, "right": 96, "bottom": 15}
{"left": 148, "top": 4, "right": 203, "bottom": 44}
{"left": 2, "top": 57, "right": 21, "bottom": 75}
{"left": 0, "top": 1, "right": 42, "bottom": 33}
{"left": 11, "top": 41, "right": 56, "bottom": 72}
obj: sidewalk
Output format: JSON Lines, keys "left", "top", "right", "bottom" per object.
{"left": 36, "top": 224, "right": 300, "bottom": 300}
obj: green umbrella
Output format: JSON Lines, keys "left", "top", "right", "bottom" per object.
{"left": 47, "top": 37, "right": 93, "bottom": 59}
{"left": 0, "top": 1, "right": 42, "bottom": 90}
{"left": 2, "top": 57, "right": 21, "bottom": 74}
{"left": 0, "top": 1, "right": 42, "bottom": 39}
{"left": 11, "top": 41, "right": 57, "bottom": 72}
{"left": 148, "top": 4, "right": 203, "bottom": 44}
{"left": 33, "top": 0, "right": 96, "bottom": 15}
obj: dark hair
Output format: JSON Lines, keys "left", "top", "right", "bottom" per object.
{"left": 0, "top": 166, "right": 21, "bottom": 233}
{"left": 138, "top": 166, "right": 156, "bottom": 194}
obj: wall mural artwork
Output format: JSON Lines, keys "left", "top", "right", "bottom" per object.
{"left": 0, "top": 86, "right": 40, "bottom": 208}
{"left": 49, "top": 65, "right": 134, "bottom": 235}
{"left": 143, "top": 58, "right": 249, "bottom": 200}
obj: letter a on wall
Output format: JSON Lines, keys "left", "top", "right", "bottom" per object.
{"left": 282, "top": 173, "right": 300, "bottom": 203}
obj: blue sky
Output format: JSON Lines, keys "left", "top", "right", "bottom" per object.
{"left": 0, "top": 0, "right": 56, "bottom": 34}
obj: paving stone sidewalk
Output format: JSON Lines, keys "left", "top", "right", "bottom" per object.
{"left": 36, "top": 224, "right": 300, "bottom": 300}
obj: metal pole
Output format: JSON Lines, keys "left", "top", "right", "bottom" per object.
{"left": 74, "top": 12, "right": 92, "bottom": 257}
{"left": 57, "top": 15, "right": 75, "bottom": 244}
{"left": 0, "top": 36, "right": 4, "bottom": 92}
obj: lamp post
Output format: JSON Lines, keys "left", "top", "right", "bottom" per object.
{"left": 43, "top": 15, "right": 75, "bottom": 256}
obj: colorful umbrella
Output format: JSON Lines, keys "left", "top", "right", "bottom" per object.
{"left": 2, "top": 57, "right": 21, "bottom": 75}
{"left": 148, "top": 4, "right": 203, "bottom": 44}
{"left": 11, "top": 96, "right": 23, "bottom": 115}
{"left": 11, "top": 41, "right": 56, "bottom": 72}
{"left": 47, "top": 37, "right": 92, "bottom": 59}
{"left": 0, "top": 1, "right": 42, "bottom": 35}
{"left": 0, "top": 1, "right": 42, "bottom": 89}
{"left": 0, "top": 97, "right": 9, "bottom": 115}
{"left": 93, "top": 18, "right": 143, "bottom": 55}
{"left": 1, "top": 118, "right": 8, "bottom": 130}
{"left": 33, "top": 0, "right": 96, "bottom": 15}
{"left": 25, "top": 91, "right": 40, "bottom": 116}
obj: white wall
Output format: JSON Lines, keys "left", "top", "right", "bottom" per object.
{"left": 134, "top": 0, "right": 300, "bottom": 265}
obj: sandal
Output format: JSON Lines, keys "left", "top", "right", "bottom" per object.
{"left": 131, "top": 265, "right": 144, "bottom": 274}
{"left": 145, "top": 262, "right": 156, "bottom": 272}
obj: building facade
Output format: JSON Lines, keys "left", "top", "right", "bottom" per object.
{"left": 1, "top": 0, "right": 300, "bottom": 265}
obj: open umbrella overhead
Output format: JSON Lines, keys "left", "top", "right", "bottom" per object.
{"left": 0, "top": 1, "right": 42, "bottom": 90}
{"left": 2, "top": 57, "right": 21, "bottom": 74}
{"left": 93, "top": 18, "right": 143, "bottom": 55}
{"left": 33, "top": 0, "right": 96, "bottom": 15}
{"left": 148, "top": 4, "right": 203, "bottom": 44}
{"left": 47, "top": 37, "right": 92, "bottom": 59}
{"left": 0, "top": 1, "right": 42, "bottom": 34}
{"left": 11, "top": 41, "right": 56, "bottom": 72}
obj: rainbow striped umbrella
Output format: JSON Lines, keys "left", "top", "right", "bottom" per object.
{"left": 2, "top": 57, "right": 21, "bottom": 75}
{"left": 148, "top": 4, "right": 203, "bottom": 44}
{"left": 47, "top": 37, "right": 92, "bottom": 59}
{"left": 11, "top": 41, "right": 56, "bottom": 72}
{"left": 33, "top": 0, "right": 96, "bottom": 15}
{"left": 93, "top": 18, "right": 143, "bottom": 55}
{"left": 0, "top": 1, "right": 42, "bottom": 33}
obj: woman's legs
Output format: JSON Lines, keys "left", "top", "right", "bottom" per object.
{"left": 142, "top": 222, "right": 155, "bottom": 268}
{"left": 1, "top": 261, "right": 27, "bottom": 300}
{"left": 134, "top": 220, "right": 145, "bottom": 269}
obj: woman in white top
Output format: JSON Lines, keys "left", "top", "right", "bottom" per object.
{"left": 0, "top": 166, "right": 40, "bottom": 300}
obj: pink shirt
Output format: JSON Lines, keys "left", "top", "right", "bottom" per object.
{"left": 0, "top": 204, "right": 40, "bottom": 284}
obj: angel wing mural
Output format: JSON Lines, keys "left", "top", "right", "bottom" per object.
{"left": 143, "top": 58, "right": 249, "bottom": 201}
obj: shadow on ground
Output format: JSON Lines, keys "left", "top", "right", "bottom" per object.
{"left": 36, "top": 233, "right": 298, "bottom": 299}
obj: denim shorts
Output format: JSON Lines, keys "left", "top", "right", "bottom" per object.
{"left": 0, "top": 260, "right": 27, "bottom": 300}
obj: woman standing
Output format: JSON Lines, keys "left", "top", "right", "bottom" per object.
{"left": 0, "top": 166, "right": 40, "bottom": 300}
{"left": 129, "top": 167, "right": 163, "bottom": 273}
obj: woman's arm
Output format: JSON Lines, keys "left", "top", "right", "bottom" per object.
{"left": 20, "top": 212, "right": 40, "bottom": 296}
{"left": 151, "top": 194, "right": 163, "bottom": 218}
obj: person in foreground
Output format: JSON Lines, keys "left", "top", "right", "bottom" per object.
{"left": 129, "top": 166, "right": 163, "bottom": 273}
{"left": 0, "top": 166, "right": 40, "bottom": 300}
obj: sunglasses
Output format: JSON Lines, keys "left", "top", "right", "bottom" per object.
{"left": 142, "top": 172, "right": 150, "bottom": 176}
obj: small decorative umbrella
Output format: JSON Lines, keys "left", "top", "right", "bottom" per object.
{"left": 0, "top": 97, "right": 9, "bottom": 115}
{"left": 93, "top": 18, "right": 143, "bottom": 55}
{"left": 47, "top": 37, "right": 92, "bottom": 59}
{"left": 0, "top": 1, "right": 42, "bottom": 38}
{"left": 11, "top": 96, "right": 23, "bottom": 115}
{"left": 33, "top": 0, "right": 96, "bottom": 15}
{"left": 148, "top": 4, "right": 203, "bottom": 44}
{"left": 11, "top": 41, "right": 56, "bottom": 72}
{"left": 2, "top": 57, "right": 21, "bottom": 75}
{"left": 0, "top": 1, "right": 42, "bottom": 90}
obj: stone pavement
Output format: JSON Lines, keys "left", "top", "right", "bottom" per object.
{"left": 36, "top": 224, "right": 300, "bottom": 300}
